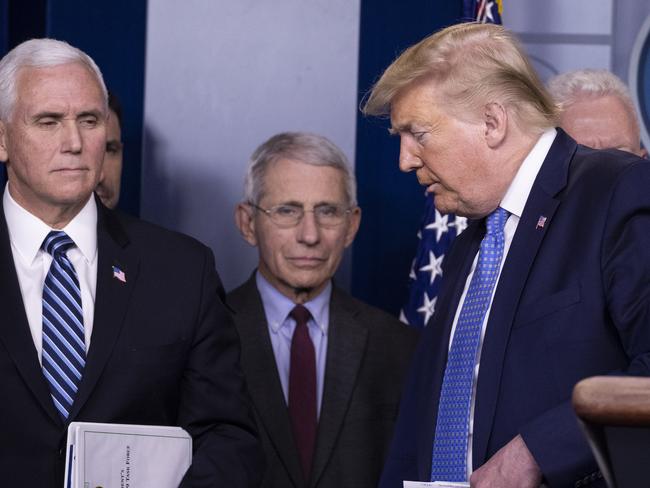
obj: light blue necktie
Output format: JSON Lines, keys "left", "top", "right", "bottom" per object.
{"left": 430, "top": 207, "right": 509, "bottom": 481}
{"left": 41, "top": 231, "right": 86, "bottom": 419}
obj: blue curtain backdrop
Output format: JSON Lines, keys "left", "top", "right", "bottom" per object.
{"left": 0, "top": 0, "right": 146, "bottom": 216}
{"left": 352, "top": 0, "right": 462, "bottom": 315}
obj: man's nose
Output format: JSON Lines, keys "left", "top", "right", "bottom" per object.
{"left": 398, "top": 137, "right": 421, "bottom": 173}
{"left": 61, "top": 121, "right": 82, "bottom": 153}
{"left": 296, "top": 210, "right": 320, "bottom": 245}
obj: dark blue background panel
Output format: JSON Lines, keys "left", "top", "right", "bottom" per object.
{"left": 46, "top": 0, "right": 147, "bottom": 216}
{"left": 0, "top": 0, "right": 8, "bottom": 54}
{"left": 353, "top": 0, "right": 462, "bottom": 315}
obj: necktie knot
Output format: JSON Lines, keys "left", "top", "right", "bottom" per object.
{"left": 42, "top": 230, "right": 75, "bottom": 257}
{"left": 485, "top": 207, "right": 509, "bottom": 236}
{"left": 290, "top": 304, "right": 311, "bottom": 327}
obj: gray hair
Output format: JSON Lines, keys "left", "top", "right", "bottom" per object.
{"left": 0, "top": 38, "right": 108, "bottom": 121}
{"left": 547, "top": 69, "right": 637, "bottom": 121}
{"left": 244, "top": 132, "right": 357, "bottom": 207}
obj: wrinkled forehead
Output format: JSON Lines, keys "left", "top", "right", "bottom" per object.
{"left": 260, "top": 158, "right": 349, "bottom": 204}
{"left": 14, "top": 62, "right": 106, "bottom": 112}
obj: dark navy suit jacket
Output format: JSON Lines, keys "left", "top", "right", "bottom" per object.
{"left": 228, "top": 277, "right": 419, "bottom": 488}
{"left": 379, "top": 130, "right": 650, "bottom": 488}
{"left": 0, "top": 198, "right": 263, "bottom": 488}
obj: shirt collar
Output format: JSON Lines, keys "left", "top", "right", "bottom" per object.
{"left": 500, "top": 128, "right": 557, "bottom": 218}
{"left": 3, "top": 184, "right": 98, "bottom": 264}
{"left": 255, "top": 270, "right": 331, "bottom": 336}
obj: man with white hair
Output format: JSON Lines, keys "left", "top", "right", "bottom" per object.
{"left": 548, "top": 68, "right": 647, "bottom": 157}
{"left": 228, "top": 132, "right": 418, "bottom": 488}
{"left": 0, "top": 39, "right": 262, "bottom": 487}
{"left": 364, "top": 23, "right": 650, "bottom": 488}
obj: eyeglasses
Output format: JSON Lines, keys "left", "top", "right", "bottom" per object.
{"left": 250, "top": 202, "right": 353, "bottom": 228}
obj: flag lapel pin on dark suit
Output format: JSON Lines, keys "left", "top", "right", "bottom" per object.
{"left": 112, "top": 265, "right": 126, "bottom": 283}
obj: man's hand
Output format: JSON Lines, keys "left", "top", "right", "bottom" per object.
{"left": 469, "top": 434, "right": 542, "bottom": 488}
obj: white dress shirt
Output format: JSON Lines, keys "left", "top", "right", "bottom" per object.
{"left": 446, "top": 128, "right": 557, "bottom": 477}
{"left": 3, "top": 185, "right": 98, "bottom": 362}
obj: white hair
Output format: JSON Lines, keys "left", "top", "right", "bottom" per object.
{"left": 547, "top": 69, "right": 637, "bottom": 120}
{"left": 0, "top": 38, "right": 108, "bottom": 121}
{"left": 244, "top": 132, "right": 357, "bottom": 207}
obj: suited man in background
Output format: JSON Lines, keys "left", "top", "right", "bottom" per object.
{"left": 0, "top": 38, "right": 262, "bottom": 487}
{"left": 95, "top": 91, "right": 124, "bottom": 208}
{"left": 548, "top": 68, "right": 647, "bottom": 158}
{"left": 228, "top": 131, "right": 419, "bottom": 488}
{"left": 363, "top": 23, "right": 650, "bottom": 487}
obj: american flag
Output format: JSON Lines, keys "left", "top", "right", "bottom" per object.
{"left": 399, "top": 0, "right": 502, "bottom": 328}
{"left": 112, "top": 265, "right": 127, "bottom": 283}
{"left": 464, "top": 0, "right": 503, "bottom": 23}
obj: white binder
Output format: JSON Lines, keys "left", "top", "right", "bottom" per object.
{"left": 64, "top": 422, "right": 192, "bottom": 488}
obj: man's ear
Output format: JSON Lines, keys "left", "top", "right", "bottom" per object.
{"left": 343, "top": 206, "right": 362, "bottom": 248}
{"left": 483, "top": 102, "right": 507, "bottom": 149}
{"left": 0, "top": 121, "right": 8, "bottom": 162}
{"left": 235, "top": 203, "right": 258, "bottom": 247}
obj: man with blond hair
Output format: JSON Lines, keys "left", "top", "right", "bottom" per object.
{"left": 548, "top": 68, "right": 646, "bottom": 158}
{"left": 364, "top": 23, "right": 650, "bottom": 488}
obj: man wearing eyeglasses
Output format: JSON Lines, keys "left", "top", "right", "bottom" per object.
{"left": 229, "top": 131, "right": 419, "bottom": 488}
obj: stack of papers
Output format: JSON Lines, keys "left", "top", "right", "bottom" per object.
{"left": 64, "top": 422, "right": 192, "bottom": 488}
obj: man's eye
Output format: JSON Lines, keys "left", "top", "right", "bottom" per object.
{"left": 106, "top": 142, "right": 122, "bottom": 154}
{"left": 413, "top": 131, "right": 428, "bottom": 143}
{"left": 37, "top": 119, "right": 57, "bottom": 128}
{"left": 316, "top": 205, "right": 339, "bottom": 217}
{"left": 80, "top": 117, "right": 98, "bottom": 128}
{"left": 274, "top": 206, "right": 301, "bottom": 216}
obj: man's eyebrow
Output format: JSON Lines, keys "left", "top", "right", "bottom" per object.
{"left": 31, "top": 111, "right": 63, "bottom": 121}
{"left": 388, "top": 123, "right": 411, "bottom": 135}
{"left": 77, "top": 109, "right": 104, "bottom": 118}
{"left": 276, "top": 200, "right": 303, "bottom": 207}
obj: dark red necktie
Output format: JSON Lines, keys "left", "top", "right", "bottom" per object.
{"left": 288, "top": 304, "right": 317, "bottom": 480}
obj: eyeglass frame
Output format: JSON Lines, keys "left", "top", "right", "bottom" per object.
{"left": 248, "top": 201, "right": 355, "bottom": 228}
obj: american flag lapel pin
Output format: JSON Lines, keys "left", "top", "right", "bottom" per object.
{"left": 536, "top": 215, "right": 547, "bottom": 230}
{"left": 112, "top": 265, "right": 127, "bottom": 283}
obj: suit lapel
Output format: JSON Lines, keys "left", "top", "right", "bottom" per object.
{"left": 310, "top": 287, "right": 368, "bottom": 488}
{"left": 0, "top": 205, "right": 62, "bottom": 425}
{"left": 68, "top": 203, "right": 139, "bottom": 421}
{"left": 230, "top": 277, "right": 305, "bottom": 488}
{"left": 472, "top": 130, "right": 577, "bottom": 466}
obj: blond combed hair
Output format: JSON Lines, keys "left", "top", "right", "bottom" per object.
{"left": 362, "top": 23, "right": 558, "bottom": 133}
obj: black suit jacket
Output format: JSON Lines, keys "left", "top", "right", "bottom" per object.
{"left": 0, "top": 199, "right": 263, "bottom": 487}
{"left": 380, "top": 130, "right": 650, "bottom": 488}
{"left": 227, "top": 276, "right": 419, "bottom": 488}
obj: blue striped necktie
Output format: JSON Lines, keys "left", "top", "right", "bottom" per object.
{"left": 430, "top": 207, "right": 509, "bottom": 481}
{"left": 41, "top": 230, "right": 86, "bottom": 420}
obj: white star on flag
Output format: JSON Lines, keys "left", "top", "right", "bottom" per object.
{"left": 399, "top": 310, "right": 409, "bottom": 325}
{"left": 408, "top": 259, "right": 417, "bottom": 280}
{"left": 449, "top": 216, "right": 468, "bottom": 235}
{"left": 425, "top": 210, "right": 450, "bottom": 242}
{"left": 485, "top": 1, "right": 496, "bottom": 22}
{"left": 417, "top": 293, "right": 437, "bottom": 324}
{"left": 419, "top": 250, "right": 444, "bottom": 284}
